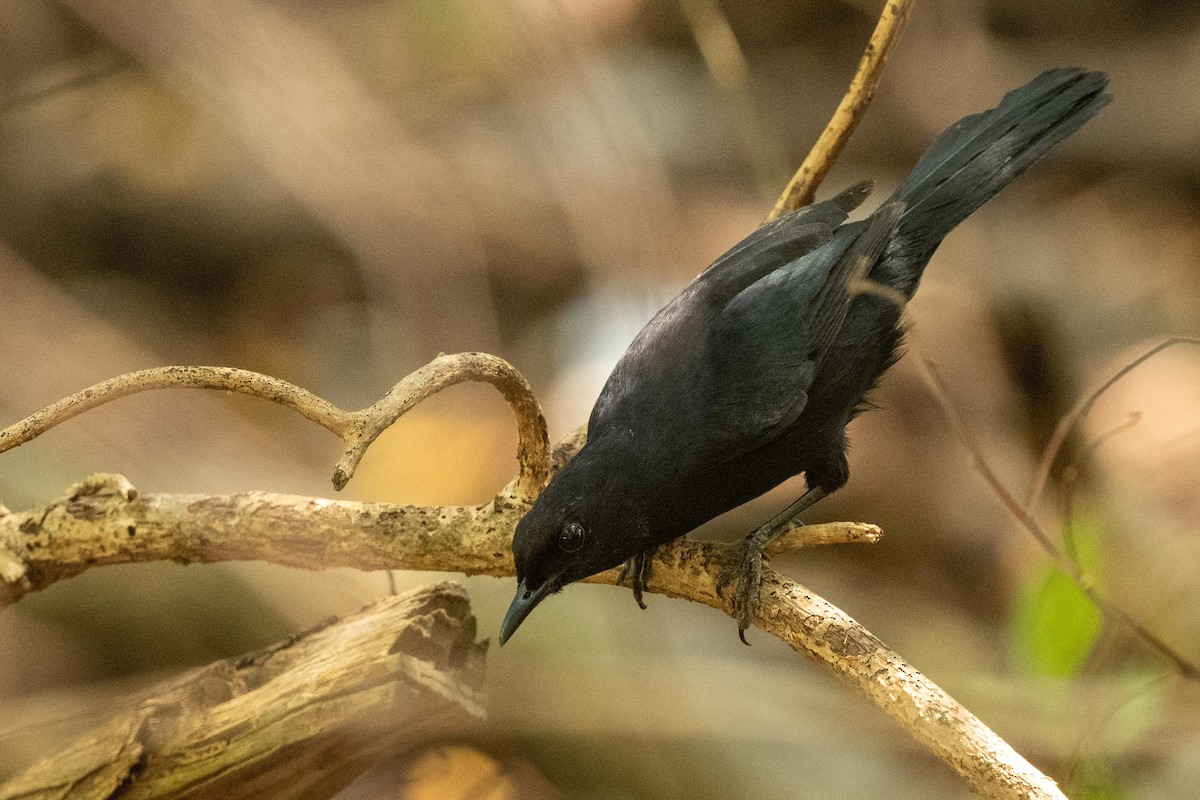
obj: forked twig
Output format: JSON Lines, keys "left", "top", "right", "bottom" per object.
{"left": 916, "top": 358, "right": 1064, "bottom": 559}
{"left": 0, "top": 353, "right": 550, "bottom": 503}
{"left": 917, "top": 354, "right": 1200, "bottom": 679}
{"left": 1059, "top": 411, "right": 1140, "bottom": 563}
{"left": 329, "top": 354, "right": 548, "bottom": 498}
{"left": 1026, "top": 335, "right": 1200, "bottom": 513}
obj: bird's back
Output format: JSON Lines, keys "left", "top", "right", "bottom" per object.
{"left": 588, "top": 184, "right": 874, "bottom": 466}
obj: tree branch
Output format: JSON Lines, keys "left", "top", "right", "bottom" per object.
{"left": 0, "top": 353, "right": 549, "bottom": 503}
{"left": 0, "top": 582, "right": 486, "bottom": 800}
{"left": 0, "top": 475, "right": 1063, "bottom": 799}
{"left": 0, "top": 473, "right": 874, "bottom": 606}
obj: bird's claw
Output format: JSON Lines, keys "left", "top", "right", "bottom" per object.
{"left": 717, "top": 536, "right": 767, "bottom": 645}
{"left": 617, "top": 550, "right": 653, "bottom": 610}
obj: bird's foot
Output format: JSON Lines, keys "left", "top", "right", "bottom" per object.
{"left": 617, "top": 549, "right": 653, "bottom": 610}
{"left": 717, "top": 487, "right": 828, "bottom": 644}
{"left": 717, "top": 536, "right": 768, "bottom": 645}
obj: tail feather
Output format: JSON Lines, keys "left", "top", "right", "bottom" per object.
{"left": 877, "top": 68, "right": 1110, "bottom": 296}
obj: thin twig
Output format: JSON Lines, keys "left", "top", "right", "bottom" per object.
{"left": 916, "top": 358, "right": 1064, "bottom": 560}
{"left": 1060, "top": 671, "right": 1171, "bottom": 794}
{"left": 0, "top": 366, "right": 351, "bottom": 443}
{"left": 1026, "top": 336, "right": 1200, "bottom": 513}
{"left": 765, "top": 0, "right": 914, "bottom": 222}
{"left": 0, "top": 353, "right": 550, "bottom": 503}
{"left": 1059, "top": 411, "right": 1140, "bottom": 565}
{"left": 917, "top": 354, "right": 1200, "bottom": 680}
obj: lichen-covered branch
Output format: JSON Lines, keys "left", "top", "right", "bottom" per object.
{"left": 0, "top": 473, "right": 875, "bottom": 607}
{"left": 642, "top": 546, "right": 1065, "bottom": 800}
{"left": 0, "top": 475, "right": 1062, "bottom": 800}
{"left": 330, "top": 353, "right": 548, "bottom": 498}
{"left": 0, "top": 582, "right": 486, "bottom": 800}
{"left": 0, "top": 353, "right": 549, "bottom": 502}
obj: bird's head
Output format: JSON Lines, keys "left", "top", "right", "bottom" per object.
{"left": 500, "top": 439, "right": 650, "bottom": 644}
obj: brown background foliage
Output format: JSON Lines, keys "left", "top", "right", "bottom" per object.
{"left": 1, "top": 0, "right": 1199, "bottom": 797}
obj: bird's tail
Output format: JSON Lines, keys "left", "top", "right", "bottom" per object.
{"left": 875, "top": 68, "right": 1110, "bottom": 297}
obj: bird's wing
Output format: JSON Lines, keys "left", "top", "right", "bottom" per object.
{"left": 700, "top": 202, "right": 905, "bottom": 459}
{"left": 587, "top": 183, "right": 888, "bottom": 463}
{"left": 696, "top": 181, "right": 873, "bottom": 303}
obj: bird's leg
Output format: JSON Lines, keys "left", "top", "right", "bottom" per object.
{"left": 636, "top": 548, "right": 653, "bottom": 608}
{"left": 722, "top": 486, "right": 827, "bottom": 644}
{"left": 616, "top": 548, "right": 654, "bottom": 610}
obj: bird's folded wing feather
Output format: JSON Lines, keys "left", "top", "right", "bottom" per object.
{"left": 699, "top": 201, "right": 905, "bottom": 460}
{"left": 697, "top": 181, "right": 873, "bottom": 303}
{"left": 589, "top": 183, "right": 887, "bottom": 463}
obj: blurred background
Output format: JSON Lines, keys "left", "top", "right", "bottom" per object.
{"left": 1, "top": 0, "right": 1199, "bottom": 797}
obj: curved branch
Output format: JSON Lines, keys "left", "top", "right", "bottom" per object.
{"left": 0, "top": 366, "right": 352, "bottom": 444}
{"left": 765, "top": 0, "right": 914, "bottom": 222}
{"left": 331, "top": 353, "right": 548, "bottom": 498}
{"left": 0, "top": 353, "right": 549, "bottom": 503}
{"left": 640, "top": 548, "right": 1064, "bottom": 800}
{"left": 0, "top": 475, "right": 1062, "bottom": 800}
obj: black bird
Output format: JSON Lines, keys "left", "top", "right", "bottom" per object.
{"left": 501, "top": 68, "right": 1110, "bottom": 644}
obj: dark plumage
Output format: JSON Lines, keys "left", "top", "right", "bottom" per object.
{"left": 501, "top": 68, "right": 1111, "bottom": 644}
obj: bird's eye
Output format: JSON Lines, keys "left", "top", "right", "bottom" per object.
{"left": 559, "top": 521, "right": 586, "bottom": 552}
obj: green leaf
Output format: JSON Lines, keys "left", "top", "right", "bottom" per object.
{"left": 1070, "top": 757, "right": 1127, "bottom": 800}
{"left": 1011, "top": 512, "right": 1105, "bottom": 678}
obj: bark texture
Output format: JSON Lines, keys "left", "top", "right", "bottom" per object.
{"left": 0, "top": 582, "right": 486, "bottom": 800}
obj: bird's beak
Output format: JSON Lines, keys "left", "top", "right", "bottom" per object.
{"left": 499, "top": 577, "right": 558, "bottom": 645}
